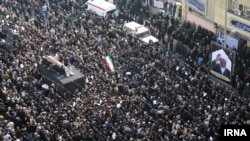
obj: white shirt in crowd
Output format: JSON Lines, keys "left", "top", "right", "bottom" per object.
{"left": 3, "top": 133, "right": 11, "bottom": 141}
{"left": 42, "top": 5, "right": 47, "bottom": 12}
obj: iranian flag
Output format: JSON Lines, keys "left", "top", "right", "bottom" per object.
{"left": 104, "top": 55, "right": 115, "bottom": 72}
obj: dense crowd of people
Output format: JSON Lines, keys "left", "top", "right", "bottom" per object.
{"left": 0, "top": 0, "right": 250, "bottom": 141}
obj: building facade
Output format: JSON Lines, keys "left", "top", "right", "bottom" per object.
{"left": 214, "top": 0, "right": 250, "bottom": 48}
{"left": 181, "top": 0, "right": 216, "bottom": 32}
{"left": 181, "top": 0, "right": 250, "bottom": 50}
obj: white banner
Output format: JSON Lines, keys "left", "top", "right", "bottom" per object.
{"left": 217, "top": 32, "right": 239, "bottom": 50}
{"left": 154, "top": 0, "right": 165, "bottom": 9}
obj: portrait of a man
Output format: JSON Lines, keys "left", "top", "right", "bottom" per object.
{"left": 212, "top": 53, "right": 231, "bottom": 78}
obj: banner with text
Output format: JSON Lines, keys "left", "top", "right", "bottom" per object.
{"left": 154, "top": 0, "right": 165, "bottom": 9}
{"left": 230, "top": 18, "right": 250, "bottom": 34}
{"left": 187, "top": 0, "right": 207, "bottom": 15}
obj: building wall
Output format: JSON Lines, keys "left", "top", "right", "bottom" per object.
{"left": 181, "top": 0, "right": 186, "bottom": 21}
{"left": 206, "top": 0, "right": 215, "bottom": 20}
{"left": 227, "top": 13, "right": 250, "bottom": 37}
{"left": 214, "top": 0, "right": 250, "bottom": 40}
{"left": 236, "top": 0, "right": 250, "bottom": 6}
{"left": 183, "top": 0, "right": 215, "bottom": 18}
{"left": 179, "top": 0, "right": 250, "bottom": 35}
{"left": 214, "top": 0, "right": 227, "bottom": 27}
{"left": 182, "top": 0, "right": 215, "bottom": 32}
{"left": 186, "top": 13, "right": 216, "bottom": 32}
{"left": 179, "top": 0, "right": 250, "bottom": 49}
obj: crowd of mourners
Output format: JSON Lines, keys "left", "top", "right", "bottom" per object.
{"left": 0, "top": 0, "right": 250, "bottom": 140}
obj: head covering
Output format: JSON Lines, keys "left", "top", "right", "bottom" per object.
{"left": 220, "top": 53, "right": 228, "bottom": 61}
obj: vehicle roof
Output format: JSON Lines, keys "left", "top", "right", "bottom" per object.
{"left": 124, "top": 21, "right": 149, "bottom": 34}
{"left": 87, "top": 0, "right": 116, "bottom": 11}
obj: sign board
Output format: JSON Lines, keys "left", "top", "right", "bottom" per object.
{"left": 187, "top": 0, "right": 207, "bottom": 15}
{"left": 154, "top": 0, "right": 165, "bottom": 9}
{"left": 230, "top": 18, "right": 250, "bottom": 34}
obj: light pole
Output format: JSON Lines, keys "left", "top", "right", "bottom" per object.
{"left": 224, "top": 0, "right": 228, "bottom": 48}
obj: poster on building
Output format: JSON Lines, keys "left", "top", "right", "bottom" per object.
{"left": 209, "top": 41, "right": 236, "bottom": 84}
{"left": 187, "top": 0, "right": 207, "bottom": 15}
{"left": 154, "top": 0, "right": 165, "bottom": 9}
{"left": 217, "top": 32, "right": 239, "bottom": 50}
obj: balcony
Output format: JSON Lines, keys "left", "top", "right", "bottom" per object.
{"left": 229, "top": 9, "right": 250, "bottom": 20}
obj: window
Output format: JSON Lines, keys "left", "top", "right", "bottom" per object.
{"left": 239, "top": 5, "right": 243, "bottom": 11}
{"left": 243, "top": 5, "right": 250, "bottom": 16}
{"left": 123, "top": 26, "right": 133, "bottom": 34}
{"left": 231, "top": 0, "right": 239, "bottom": 10}
{"left": 231, "top": 0, "right": 244, "bottom": 16}
{"left": 138, "top": 31, "right": 151, "bottom": 39}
